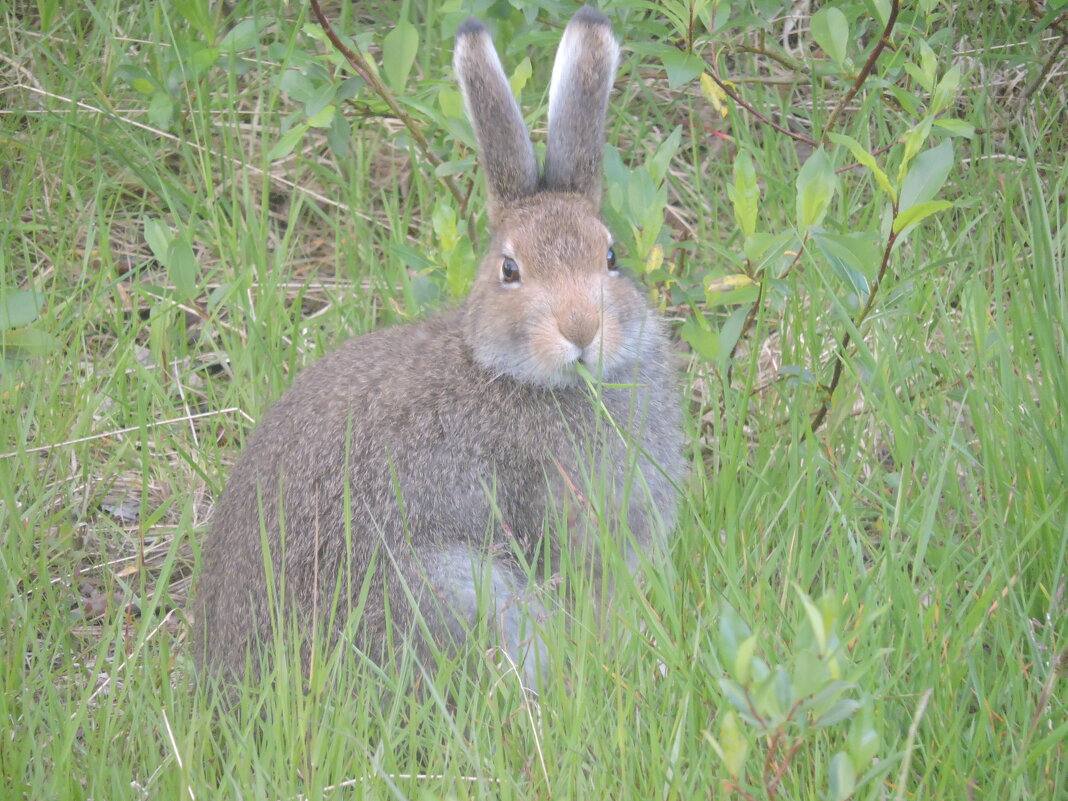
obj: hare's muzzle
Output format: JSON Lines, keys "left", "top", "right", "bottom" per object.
{"left": 557, "top": 305, "right": 599, "bottom": 352}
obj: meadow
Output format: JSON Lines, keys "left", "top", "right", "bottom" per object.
{"left": 0, "top": 1, "right": 1065, "bottom": 798}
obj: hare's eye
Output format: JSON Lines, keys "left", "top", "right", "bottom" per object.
{"left": 606, "top": 247, "right": 618, "bottom": 273}
{"left": 501, "top": 257, "right": 521, "bottom": 284}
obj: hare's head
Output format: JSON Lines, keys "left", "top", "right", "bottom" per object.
{"left": 454, "top": 8, "right": 658, "bottom": 389}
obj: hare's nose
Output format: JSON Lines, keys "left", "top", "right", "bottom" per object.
{"left": 558, "top": 308, "right": 598, "bottom": 350}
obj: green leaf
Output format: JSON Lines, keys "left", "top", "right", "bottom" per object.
{"left": 509, "top": 57, "right": 532, "bottom": 96}
{"left": 167, "top": 239, "right": 197, "bottom": 300}
{"left": 872, "top": 0, "right": 892, "bottom": 26}
{"left": 828, "top": 752, "right": 856, "bottom": 801}
{"left": 267, "top": 122, "right": 308, "bottom": 161}
{"left": 306, "top": 104, "right": 335, "bottom": 128}
{"left": 848, "top": 717, "right": 881, "bottom": 773}
{"left": 918, "top": 39, "right": 937, "bottom": 89}
{"left": 382, "top": 19, "right": 419, "bottom": 90}
{"left": 147, "top": 92, "right": 174, "bottom": 130}
{"left": 0, "top": 288, "right": 44, "bottom": 330}
{"left": 718, "top": 603, "right": 752, "bottom": 662}
{"left": 718, "top": 710, "right": 748, "bottom": 778}
{"left": 826, "top": 132, "right": 895, "bottom": 200}
{"left": 795, "top": 148, "right": 837, "bottom": 230}
{"left": 718, "top": 306, "right": 749, "bottom": 359}
{"left": 774, "top": 665, "right": 794, "bottom": 715}
{"left": 896, "top": 116, "right": 934, "bottom": 185}
{"left": 931, "top": 64, "right": 961, "bottom": 113}
{"left": 805, "top": 680, "right": 855, "bottom": 716}
{"left": 793, "top": 649, "right": 828, "bottom": 698}
{"left": 902, "top": 62, "right": 931, "bottom": 92}
{"left": 718, "top": 677, "right": 751, "bottom": 717}
{"left": 742, "top": 232, "right": 792, "bottom": 267}
{"left": 326, "top": 113, "right": 350, "bottom": 157}
{"left": 144, "top": 217, "right": 171, "bottom": 264}
{"left": 335, "top": 75, "right": 365, "bottom": 102}
{"left": 648, "top": 126, "right": 683, "bottom": 185}
{"left": 661, "top": 50, "right": 705, "bottom": 89}
{"left": 797, "top": 589, "right": 827, "bottom": 652}
{"left": 280, "top": 69, "right": 315, "bottom": 103}
{"left": 734, "top": 633, "right": 758, "bottom": 686}
{"left": 813, "top": 232, "right": 880, "bottom": 299}
{"left": 173, "top": 0, "right": 214, "bottom": 41}
{"left": 899, "top": 140, "right": 954, "bottom": 211}
{"left": 811, "top": 6, "right": 849, "bottom": 65}
{"left": 680, "top": 317, "right": 721, "bottom": 362}
{"left": 115, "top": 65, "right": 158, "bottom": 95}
{"left": 934, "top": 118, "right": 976, "bottom": 138}
{"left": 0, "top": 326, "right": 61, "bottom": 358}
{"left": 434, "top": 157, "right": 475, "bottom": 178}
{"left": 438, "top": 86, "right": 464, "bottom": 119}
{"left": 189, "top": 44, "right": 219, "bottom": 75}
{"left": 218, "top": 18, "right": 264, "bottom": 52}
{"left": 813, "top": 699, "right": 862, "bottom": 728}
{"left": 305, "top": 82, "right": 336, "bottom": 120}
{"left": 892, "top": 200, "right": 952, "bottom": 234}
{"left": 727, "top": 150, "right": 760, "bottom": 237}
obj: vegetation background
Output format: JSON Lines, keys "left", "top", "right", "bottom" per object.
{"left": 1, "top": 0, "right": 1065, "bottom": 798}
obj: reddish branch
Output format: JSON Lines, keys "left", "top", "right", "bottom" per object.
{"left": 810, "top": 226, "right": 899, "bottom": 433}
{"left": 820, "top": 0, "right": 902, "bottom": 145}
{"left": 307, "top": 0, "right": 472, "bottom": 232}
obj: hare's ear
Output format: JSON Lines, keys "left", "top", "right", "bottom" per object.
{"left": 454, "top": 18, "right": 538, "bottom": 225}
{"left": 543, "top": 7, "right": 620, "bottom": 205}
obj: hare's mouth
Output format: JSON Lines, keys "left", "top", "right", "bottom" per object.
{"left": 549, "top": 340, "right": 626, "bottom": 386}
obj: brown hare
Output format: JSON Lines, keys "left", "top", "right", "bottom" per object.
{"left": 194, "top": 6, "right": 685, "bottom": 691}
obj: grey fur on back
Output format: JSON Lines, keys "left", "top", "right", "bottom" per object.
{"left": 194, "top": 7, "right": 685, "bottom": 689}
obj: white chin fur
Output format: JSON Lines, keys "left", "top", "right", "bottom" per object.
{"left": 474, "top": 344, "right": 636, "bottom": 390}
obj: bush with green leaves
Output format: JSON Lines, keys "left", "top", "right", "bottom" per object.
{"left": 709, "top": 594, "right": 889, "bottom": 801}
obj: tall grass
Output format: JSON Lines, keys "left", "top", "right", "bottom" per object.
{"left": 1, "top": 1, "right": 1064, "bottom": 798}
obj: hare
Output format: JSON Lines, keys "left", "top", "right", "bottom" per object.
{"left": 194, "top": 6, "right": 685, "bottom": 691}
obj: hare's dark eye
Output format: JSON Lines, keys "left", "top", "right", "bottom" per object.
{"left": 606, "top": 247, "right": 618, "bottom": 273}
{"left": 501, "top": 257, "right": 521, "bottom": 284}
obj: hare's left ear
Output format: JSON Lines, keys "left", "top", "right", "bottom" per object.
{"left": 542, "top": 6, "right": 620, "bottom": 205}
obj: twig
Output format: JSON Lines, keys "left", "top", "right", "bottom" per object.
{"left": 728, "top": 232, "right": 808, "bottom": 365}
{"left": 834, "top": 141, "right": 895, "bottom": 173}
{"left": 734, "top": 43, "right": 808, "bottom": 74}
{"left": 810, "top": 225, "right": 898, "bottom": 433}
{"left": 1021, "top": 21, "right": 1068, "bottom": 100}
{"left": 306, "top": 0, "right": 477, "bottom": 243}
{"left": 820, "top": 0, "right": 901, "bottom": 144}
{"left": 0, "top": 408, "right": 255, "bottom": 460}
{"left": 703, "top": 53, "right": 819, "bottom": 148}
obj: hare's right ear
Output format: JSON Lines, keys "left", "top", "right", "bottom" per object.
{"left": 454, "top": 19, "right": 538, "bottom": 226}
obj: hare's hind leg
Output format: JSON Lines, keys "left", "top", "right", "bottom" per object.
{"left": 414, "top": 545, "right": 548, "bottom": 690}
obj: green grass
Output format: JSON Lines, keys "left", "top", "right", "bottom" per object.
{"left": 1, "top": 1, "right": 1065, "bottom": 798}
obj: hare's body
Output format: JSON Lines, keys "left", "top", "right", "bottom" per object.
{"left": 195, "top": 9, "right": 685, "bottom": 687}
{"left": 197, "top": 265, "right": 681, "bottom": 679}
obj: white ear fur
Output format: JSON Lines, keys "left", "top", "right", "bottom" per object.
{"left": 543, "top": 7, "right": 620, "bottom": 202}
{"left": 547, "top": 13, "right": 620, "bottom": 131}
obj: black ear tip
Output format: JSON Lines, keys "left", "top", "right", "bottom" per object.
{"left": 572, "top": 5, "right": 611, "bottom": 27}
{"left": 456, "top": 17, "right": 488, "bottom": 39}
